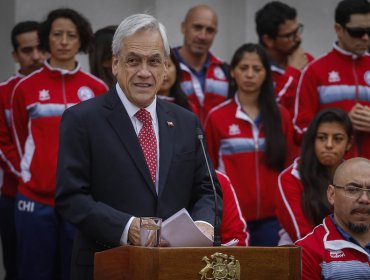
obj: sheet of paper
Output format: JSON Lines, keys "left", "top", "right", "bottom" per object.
{"left": 161, "top": 208, "right": 213, "bottom": 247}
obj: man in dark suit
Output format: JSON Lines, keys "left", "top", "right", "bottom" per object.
{"left": 55, "top": 13, "right": 222, "bottom": 279}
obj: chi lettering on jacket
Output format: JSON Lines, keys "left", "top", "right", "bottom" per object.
{"left": 39, "top": 89, "right": 50, "bottom": 101}
{"left": 17, "top": 200, "right": 35, "bottom": 212}
{"left": 330, "top": 250, "right": 345, "bottom": 259}
{"left": 328, "top": 71, "right": 340, "bottom": 83}
{"left": 229, "top": 124, "right": 241, "bottom": 136}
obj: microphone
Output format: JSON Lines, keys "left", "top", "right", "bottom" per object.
{"left": 196, "top": 127, "right": 221, "bottom": 247}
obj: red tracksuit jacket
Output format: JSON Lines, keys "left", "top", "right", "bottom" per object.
{"left": 0, "top": 73, "right": 23, "bottom": 197}
{"left": 272, "top": 52, "right": 314, "bottom": 117}
{"left": 217, "top": 170, "right": 249, "bottom": 246}
{"left": 11, "top": 61, "right": 108, "bottom": 205}
{"left": 295, "top": 216, "right": 370, "bottom": 280}
{"left": 175, "top": 49, "right": 229, "bottom": 123}
{"left": 276, "top": 157, "right": 315, "bottom": 242}
{"left": 204, "top": 96, "right": 296, "bottom": 222}
{"left": 293, "top": 44, "right": 370, "bottom": 158}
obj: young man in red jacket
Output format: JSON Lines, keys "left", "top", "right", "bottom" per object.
{"left": 0, "top": 20, "right": 45, "bottom": 280}
{"left": 255, "top": 1, "right": 314, "bottom": 117}
{"left": 294, "top": 0, "right": 370, "bottom": 158}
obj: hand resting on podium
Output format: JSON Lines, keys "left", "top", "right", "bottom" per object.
{"left": 128, "top": 217, "right": 214, "bottom": 246}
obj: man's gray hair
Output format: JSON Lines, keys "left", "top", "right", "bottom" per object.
{"left": 112, "top": 14, "right": 170, "bottom": 57}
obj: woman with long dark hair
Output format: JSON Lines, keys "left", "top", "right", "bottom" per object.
{"left": 276, "top": 108, "right": 352, "bottom": 243}
{"left": 158, "top": 50, "right": 249, "bottom": 246}
{"left": 204, "top": 43, "right": 295, "bottom": 246}
{"left": 89, "top": 25, "right": 117, "bottom": 88}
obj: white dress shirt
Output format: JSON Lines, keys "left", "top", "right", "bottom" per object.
{"left": 115, "top": 83, "right": 213, "bottom": 245}
{"left": 116, "top": 83, "right": 160, "bottom": 245}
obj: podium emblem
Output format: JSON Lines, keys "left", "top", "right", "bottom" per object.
{"left": 199, "top": 253, "right": 240, "bottom": 280}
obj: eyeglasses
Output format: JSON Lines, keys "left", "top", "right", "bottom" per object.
{"left": 332, "top": 184, "right": 370, "bottom": 199}
{"left": 276, "top": 24, "right": 304, "bottom": 40}
{"left": 343, "top": 26, "right": 370, "bottom": 38}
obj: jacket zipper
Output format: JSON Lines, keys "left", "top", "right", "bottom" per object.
{"left": 253, "top": 124, "right": 261, "bottom": 220}
{"left": 62, "top": 74, "right": 67, "bottom": 109}
{"left": 352, "top": 58, "right": 359, "bottom": 102}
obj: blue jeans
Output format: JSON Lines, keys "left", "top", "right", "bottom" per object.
{"left": 247, "top": 217, "right": 280, "bottom": 246}
{"left": 0, "top": 195, "right": 17, "bottom": 280}
{"left": 15, "top": 192, "right": 75, "bottom": 280}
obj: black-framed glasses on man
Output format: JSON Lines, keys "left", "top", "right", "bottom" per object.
{"left": 276, "top": 23, "right": 304, "bottom": 40}
{"left": 343, "top": 25, "right": 370, "bottom": 38}
{"left": 332, "top": 184, "right": 370, "bottom": 199}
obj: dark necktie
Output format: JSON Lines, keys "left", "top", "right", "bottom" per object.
{"left": 135, "top": 109, "right": 157, "bottom": 184}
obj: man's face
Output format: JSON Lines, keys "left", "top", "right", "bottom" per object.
{"left": 328, "top": 161, "right": 370, "bottom": 236}
{"left": 181, "top": 7, "right": 218, "bottom": 57}
{"left": 336, "top": 13, "right": 370, "bottom": 56}
{"left": 270, "top": 19, "right": 302, "bottom": 56}
{"left": 12, "top": 30, "right": 45, "bottom": 75}
{"left": 112, "top": 29, "right": 168, "bottom": 108}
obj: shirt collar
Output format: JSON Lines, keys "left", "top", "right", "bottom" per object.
{"left": 44, "top": 59, "right": 81, "bottom": 75}
{"left": 330, "top": 214, "right": 370, "bottom": 251}
{"left": 333, "top": 42, "right": 369, "bottom": 59}
{"left": 15, "top": 71, "right": 26, "bottom": 79}
{"left": 174, "top": 47, "right": 211, "bottom": 74}
{"left": 115, "top": 83, "right": 157, "bottom": 125}
{"left": 234, "top": 94, "right": 261, "bottom": 126}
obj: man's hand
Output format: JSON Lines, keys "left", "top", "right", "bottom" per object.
{"left": 128, "top": 217, "right": 141, "bottom": 245}
{"left": 128, "top": 217, "right": 169, "bottom": 247}
{"left": 349, "top": 103, "right": 370, "bottom": 132}
{"left": 195, "top": 221, "right": 214, "bottom": 241}
{"left": 288, "top": 47, "right": 309, "bottom": 70}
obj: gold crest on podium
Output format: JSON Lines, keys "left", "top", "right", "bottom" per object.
{"left": 199, "top": 252, "right": 240, "bottom": 280}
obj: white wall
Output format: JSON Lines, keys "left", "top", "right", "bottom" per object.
{"left": 0, "top": 0, "right": 16, "bottom": 82}
{"left": 0, "top": 0, "right": 341, "bottom": 81}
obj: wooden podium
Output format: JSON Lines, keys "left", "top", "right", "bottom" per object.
{"left": 94, "top": 245, "right": 301, "bottom": 279}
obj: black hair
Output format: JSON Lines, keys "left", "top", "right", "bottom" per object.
{"left": 255, "top": 1, "right": 297, "bottom": 45}
{"left": 89, "top": 25, "right": 117, "bottom": 87}
{"left": 300, "top": 108, "right": 353, "bottom": 225}
{"left": 228, "top": 43, "right": 287, "bottom": 171}
{"left": 167, "top": 49, "right": 191, "bottom": 110}
{"left": 11, "top": 21, "right": 40, "bottom": 51}
{"left": 38, "top": 8, "right": 93, "bottom": 53}
{"left": 335, "top": 0, "right": 370, "bottom": 26}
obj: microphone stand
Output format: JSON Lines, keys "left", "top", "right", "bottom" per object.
{"left": 196, "top": 128, "right": 221, "bottom": 247}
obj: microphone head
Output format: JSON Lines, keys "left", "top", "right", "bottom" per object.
{"left": 195, "top": 127, "right": 203, "bottom": 139}
{"left": 196, "top": 127, "right": 204, "bottom": 140}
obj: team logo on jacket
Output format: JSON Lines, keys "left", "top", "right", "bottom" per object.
{"left": 229, "top": 124, "right": 241, "bottom": 135}
{"left": 39, "top": 89, "right": 50, "bottom": 101}
{"left": 330, "top": 250, "right": 345, "bottom": 258}
{"left": 77, "top": 86, "right": 94, "bottom": 101}
{"left": 364, "top": 71, "right": 370, "bottom": 86}
{"left": 328, "top": 71, "right": 340, "bottom": 83}
{"left": 214, "top": 67, "right": 226, "bottom": 80}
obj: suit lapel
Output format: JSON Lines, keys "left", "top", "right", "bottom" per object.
{"left": 157, "top": 100, "right": 174, "bottom": 196}
{"left": 104, "top": 89, "right": 156, "bottom": 195}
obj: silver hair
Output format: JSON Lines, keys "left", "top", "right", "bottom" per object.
{"left": 112, "top": 14, "right": 170, "bottom": 57}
